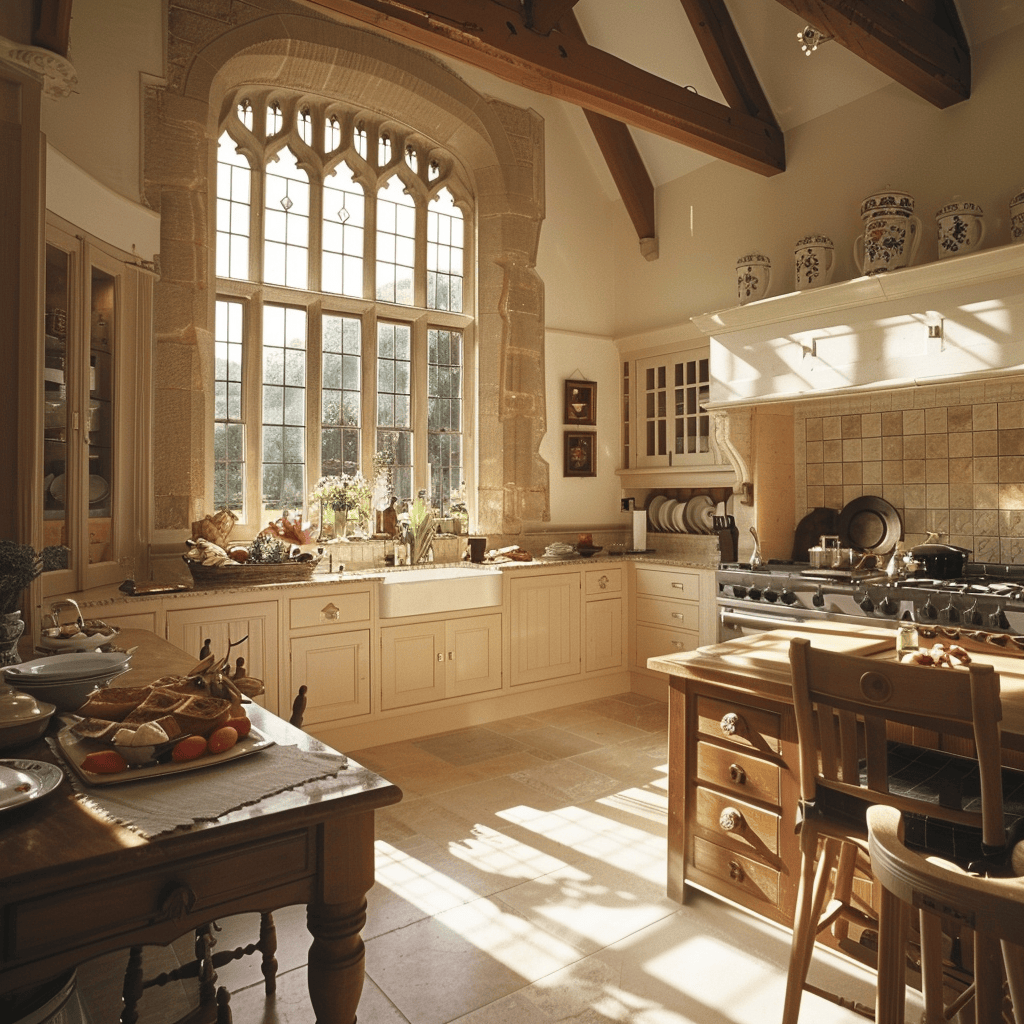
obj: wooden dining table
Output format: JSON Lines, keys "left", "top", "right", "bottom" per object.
{"left": 0, "top": 629, "right": 402, "bottom": 1023}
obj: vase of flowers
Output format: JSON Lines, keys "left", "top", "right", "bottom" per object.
{"left": 310, "top": 474, "right": 372, "bottom": 541}
{"left": 0, "top": 541, "right": 66, "bottom": 665}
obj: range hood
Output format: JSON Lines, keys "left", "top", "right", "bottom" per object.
{"left": 693, "top": 243, "right": 1024, "bottom": 409}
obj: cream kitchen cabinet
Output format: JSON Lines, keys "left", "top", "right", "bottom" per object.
{"left": 164, "top": 599, "right": 281, "bottom": 714}
{"left": 380, "top": 612, "right": 502, "bottom": 710}
{"left": 584, "top": 568, "right": 624, "bottom": 674}
{"left": 291, "top": 630, "right": 371, "bottom": 725}
{"left": 509, "top": 572, "right": 581, "bottom": 686}
{"left": 633, "top": 565, "right": 702, "bottom": 670}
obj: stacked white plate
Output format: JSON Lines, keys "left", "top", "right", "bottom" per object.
{"left": 4, "top": 651, "right": 133, "bottom": 711}
{"left": 646, "top": 494, "right": 718, "bottom": 533}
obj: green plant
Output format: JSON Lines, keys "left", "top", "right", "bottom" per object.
{"left": 0, "top": 541, "right": 66, "bottom": 615}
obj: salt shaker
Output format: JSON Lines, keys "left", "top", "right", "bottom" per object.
{"left": 896, "top": 621, "right": 919, "bottom": 659}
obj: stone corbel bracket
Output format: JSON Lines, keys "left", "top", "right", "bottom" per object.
{"left": 709, "top": 408, "right": 753, "bottom": 505}
{"left": 0, "top": 38, "right": 77, "bottom": 98}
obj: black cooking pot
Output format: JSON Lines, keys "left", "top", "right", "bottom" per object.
{"left": 910, "top": 541, "right": 971, "bottom": 579}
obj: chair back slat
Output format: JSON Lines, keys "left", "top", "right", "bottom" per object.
{"left": 789, "top": 637, "right": 1006, "bottom": 848}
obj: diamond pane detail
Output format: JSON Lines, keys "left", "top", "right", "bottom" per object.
{"left": 281, "top": 195, "right": 293, "bottom": 211}
{"left": 338, "top": 206, "right": 350, "bottom": 224}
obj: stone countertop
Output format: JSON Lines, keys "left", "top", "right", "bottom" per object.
{"left": 66, "top": 552, "right": 718, "bottom": 610}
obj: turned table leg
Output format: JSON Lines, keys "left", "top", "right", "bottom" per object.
{"left": 306, "top": 898, "right": 367, "bottom": 1023}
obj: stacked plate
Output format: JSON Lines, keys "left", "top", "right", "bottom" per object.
{"left": 646, "top": 494, "right": 717, "bottom": 534}
{"left": 4, "top": 651, "right": 132, "bottom": 712}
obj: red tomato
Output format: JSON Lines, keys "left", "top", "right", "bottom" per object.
{"left": 208, "top": 726, "right": 238, "bottom": 754}
{"left": 225, "top": 716, "right": 252, "bottom": 739}
{"left": 172, "top": 736, "right": 208, "bottom": 762}
{"left": 81, "top": 750, "right": 128, "bottom": 774}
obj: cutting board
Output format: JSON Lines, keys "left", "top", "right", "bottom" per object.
{"left": 792, "top": 506, "right": 838, "bottom": 561}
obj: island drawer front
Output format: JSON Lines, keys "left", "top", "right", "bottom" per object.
{"left": 635, "top": 568, "right": 699, "bottom": 602}
{"left": 696, "top": 741, "right": 781, "bottom": 806}
{"left": 693, "top": 837, "right": 780, "bottom": 909}
{"left": 290, "top": 590, "right": 371, "bottom": 630}
{"left": 10, "top": 830, "right": 314, "bottom": 958}
{"left": 636, "top": 624, "right": 699, "bottom": 665}
{"left": 585, "top": 568, "right": 622, "bottom": 596}
{"left": 636, "top": 596, "right": 698, "bottom": 631}
{"left": 695, "top": 786, "right": 780, "bottom": 855}
{"left": 696, "top": 695, "right": 782, "bottom": 755}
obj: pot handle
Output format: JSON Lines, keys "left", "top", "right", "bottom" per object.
{"left": 906, "top": 215, "right": 923, "bottom": 266}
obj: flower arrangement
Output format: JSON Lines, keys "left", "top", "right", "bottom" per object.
{"left": 0, "top": 541, "right": 68, "bottom": 615}
{"left": 310, "top": 473, "right": 373, "bottom": 538}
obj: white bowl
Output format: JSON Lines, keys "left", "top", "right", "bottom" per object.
{"left": 9, "top": 668, "right": 128, "bottom": 712}
{"left": 4, "top": 651, "right": 132, "bottom": 683}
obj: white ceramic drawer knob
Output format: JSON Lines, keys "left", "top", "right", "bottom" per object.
{"left": 719, "top": 807, "right": 744, "bottom": 832}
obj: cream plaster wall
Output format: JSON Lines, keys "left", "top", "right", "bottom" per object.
{"left": 542, "top": 330, "right": 623, "bottom": 525}
{"left": 39, "top": 0, "right": 164, "bottom": 205}
{"left": 609, "top": 23, "right": 1024, "bottom": 337}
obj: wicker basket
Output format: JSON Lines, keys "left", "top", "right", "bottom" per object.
{"left": 183, "top": 555, "right": 322, "bottom": 589}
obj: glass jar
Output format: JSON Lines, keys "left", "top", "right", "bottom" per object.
{"left": 896, "top": 621, "right": 919, "bottom": 659}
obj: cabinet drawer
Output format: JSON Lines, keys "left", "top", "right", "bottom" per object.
{"left": 635, "top": 568, "right": 699, "bottom": 602}
{"left": 635, "top": 596, "right": 698, "bottom": 631}
{"left": 695, "top": 786, "right": 780, "bottom": 856}
{"left": 290, "top": 589, "right": 371, "bottom": 630}
{"left": 693, "top": 836, "right": 780, "bottom": 909}
{"left": 636, "top": 623, "right": 698, "bottom": 666}
{"left": 585, "top": 568, "right": 621, "bottom": 596}
{"left": 11, "top": 830, "right": 314, "bottom": 958}
{"left": 696, "top": 740, "right": 780, "bottom": 806}
{"left": 696, "top": 695, "right": 781, "bottom": 754}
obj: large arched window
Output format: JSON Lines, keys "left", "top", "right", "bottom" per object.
{"left": 213, "top": 90, "right": 472, "bottom": 521}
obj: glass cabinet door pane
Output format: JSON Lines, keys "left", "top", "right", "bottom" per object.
{"left": 88, "top": 265, "right": 115, "bottom": 565}
{"left": 43, "top": 244, "right": 72, "bottom": 571}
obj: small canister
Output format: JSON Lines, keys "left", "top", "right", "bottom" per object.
{"left": 896, "top": 621, "right": 919, "bottom": 659}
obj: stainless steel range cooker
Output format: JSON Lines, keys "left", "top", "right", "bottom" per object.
{"left": 717, "top": 560, "right": 1024, "bottom": 642}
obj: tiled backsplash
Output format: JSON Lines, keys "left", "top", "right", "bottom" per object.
{"left": 794, "top": 374, "right": 1024, "bottom": 564}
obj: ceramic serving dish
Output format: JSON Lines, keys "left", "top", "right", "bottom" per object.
{"left": 0, "top": 689, "right": 57, "bottom": 751}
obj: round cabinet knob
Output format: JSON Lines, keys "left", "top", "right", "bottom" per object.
{"left": 812, "top": 587, "right": 825, "bottom": 608}
{"left": 728, "top": 860, "right": 745, "bottom": 882}
{"left": 719, "top": 712, "right": 741, "bottom": 736}
{"left": 780, "top": 589, "right": 797, "bottom": 605}
{"left": 719, "top": 807, "right": 744, "bottom": 832}
{"left": 728, "top": 763, "right": 747, "bottom": 785}
{"left": 597, "top": 575, "right": 609, "bottom": 589}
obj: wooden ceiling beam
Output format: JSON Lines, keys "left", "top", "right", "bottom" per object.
{"left": 561, "top": 12, "right": 658, "bottom": 259}
{"left": 523, "top": 0, "right": 582, "bottom": 36}
{"left": 676, "top": 0, "right": 779, "bottom": 129}
{"left": 33, "top": 0, "right": 73, "bottom": 58}
{"left": 770, "top": 0, "right": 969, "bottom": 108}
{"left": 304, "top": 0, "right": 785, "bottom": 176}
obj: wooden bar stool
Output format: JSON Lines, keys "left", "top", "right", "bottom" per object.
{"left": 868, "top": 803, "right": 1024, "bottom": 1024}
{"left": 782, "top": 637, "right": 1015, "bottom": 1024}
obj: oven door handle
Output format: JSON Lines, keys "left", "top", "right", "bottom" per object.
{"left": 720, "top": 609, "right": 809, "bottom": 631}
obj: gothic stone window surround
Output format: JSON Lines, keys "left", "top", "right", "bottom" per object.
{"left": 145, "top": 2, "right": 547, "bottom": 545}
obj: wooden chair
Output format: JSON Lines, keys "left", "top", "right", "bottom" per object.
{"left": 867, "top": 803, "right": 1024, "bottom": 1024}
{"left": 120, "top": 684, "right": 310, "bottom": 1024}
{"left": 782, "top": 636, "right": 1014, "bottom": 1024}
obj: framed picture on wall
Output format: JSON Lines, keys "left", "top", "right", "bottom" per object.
{"left": 563, "top": 379, "right": 596, "bottom": 426}
{"left": 563, "top": 431, "right": 596, "bottom": 477}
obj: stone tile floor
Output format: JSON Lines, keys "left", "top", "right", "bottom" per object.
{"left": 77, "top": 693, "right": 885, "bottom": 1023}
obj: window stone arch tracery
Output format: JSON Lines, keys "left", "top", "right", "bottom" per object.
{"left": 146, "top": 2, "right": 547, "bottom": 548}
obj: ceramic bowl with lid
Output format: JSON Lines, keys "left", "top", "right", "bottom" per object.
{"left": 0, "top": 687, "right": 57, "bottom": 751}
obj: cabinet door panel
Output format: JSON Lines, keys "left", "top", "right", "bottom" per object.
{"left": 510, "top": 574, "right": 580, "bottom": 686}
{"left": 165, "top": 601, "right": 279, "bottom": 713}
{"left": 448, "top": 614, "right": 501, "bottom": 697}
{"left": 291, "top": 630, "right": 370, "bottom": 725}
{"left": 380, "top": 623, "right": 444, "bottom": 709}
{"left": 585, "top": 597, "right": 623, "bottom": 673}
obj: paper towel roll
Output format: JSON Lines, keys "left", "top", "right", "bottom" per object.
{"left": 632, "top": 509, "right": 647, "bottom": 552}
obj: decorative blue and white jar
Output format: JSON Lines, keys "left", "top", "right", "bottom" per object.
{"left": 936, "top": 200, "right": 985, "bottom": 259}
{"left": 794, "top": 234, "right": 834, "bottom": 289}
{"left": 1010, "top": 187, "right": 1024, "bottom": 242}
{"left": 853, "top": 189, "right": 922, "bottom": 275}
{"left": 736, "top": 251, "right": 771, "bottom": 305}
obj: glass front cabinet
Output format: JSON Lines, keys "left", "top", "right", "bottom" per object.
{"left": 41, "top": 217, "right": 152, "bottom": 596}
{"left": 631, "top": 350, "right": 712, "bottom": 469}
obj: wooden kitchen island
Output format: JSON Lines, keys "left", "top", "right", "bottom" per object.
{"left": 648, "top": 623, "right": 1024, "bottom": 930}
